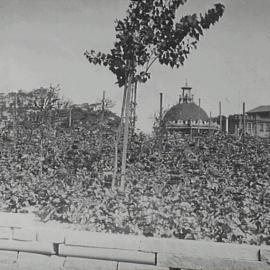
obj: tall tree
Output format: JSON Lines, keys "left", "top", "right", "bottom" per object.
{"left": 85, "top": 0, "right": 225, "bottom": 190}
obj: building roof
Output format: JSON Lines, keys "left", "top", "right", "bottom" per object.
{"left": 164, "top": 102, "right": 209, "bottom": 122}
{"left": 247, "top": 105, "right": 270, "bottom": 114}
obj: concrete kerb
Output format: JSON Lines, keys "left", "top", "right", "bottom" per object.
{"left": 139, "top": 237, "right": 260, "bottom": 261}
{"left": 0, "top": 214, "right": 269, "bottom": 270}
{"left": 260, "top": 245, "right": 270, "bottom": 264}
{"left": 59, "top": 244, "right": 156, "bottom": 265}
{"left": 65, "top": 230, "right": 143, "bottom": 250}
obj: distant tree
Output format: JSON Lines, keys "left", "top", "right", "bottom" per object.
{"left": 85, "top": 0, "right": 225, "bottom": 190}
{"left": 15, "top": 86, "right": 73, "bottom": 134}
{"left": 30, "top": 85, "right": 60, "bottom": 126}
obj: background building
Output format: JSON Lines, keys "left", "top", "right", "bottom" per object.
{"left": 163, "top": 82, "right": 219, "bottom": 134}
{"left": 228, "top": 105, "right": 270, "bottom": 139}
{"left": 246, "top": 106, "right": 270, "bottom": 138}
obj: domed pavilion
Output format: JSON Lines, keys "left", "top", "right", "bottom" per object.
{"left": 163, "top": 82, "right": 219, "bottom": 133}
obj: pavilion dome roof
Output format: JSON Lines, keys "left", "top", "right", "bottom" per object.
{"left": 164, "top": 102, "right": 209, "bottom": 122}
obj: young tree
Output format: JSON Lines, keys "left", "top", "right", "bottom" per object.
{"left": 85, "top": 0, "right": 225, "bottom": 190}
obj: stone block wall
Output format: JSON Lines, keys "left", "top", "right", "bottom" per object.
{"left": 0, "top": 213, "right": 269, "bottom": 270}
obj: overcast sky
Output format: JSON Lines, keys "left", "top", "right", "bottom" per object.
{"left": 0, "top": 0, "right": 270, "bottom": 132}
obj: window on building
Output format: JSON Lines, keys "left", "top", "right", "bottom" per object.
{"left": 266, "top": 123, "right": 270, "bottom": 132}
{"left": 259, "top": 123, "right": 264, "bottom": 132}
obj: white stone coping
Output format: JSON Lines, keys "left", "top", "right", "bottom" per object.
{"left": 0, "top": 213, "right": 269, "bottom": 269}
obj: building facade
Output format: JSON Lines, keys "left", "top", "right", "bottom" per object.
{"left": 246, "top": 106, "right": 270, "bottom": 138}
{"left": 163, "top": 83, "right": 220, "bottom": 133}
{"left": 228, "top": 106, "right": 270, "bottom": 139}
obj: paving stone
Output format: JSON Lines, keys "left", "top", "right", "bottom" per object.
{"left": 0, "top": 227, "right": 12, "bottom": 240}
{"left": 0, "top": 240, "right": 55, "bottom": 255}
{"left": 65, "top": 231, "right": 142, "bottom": 250}
{"left": 157, "top": 253, "right": 270, "bottom": 270}
{"left": 118, "top": 262, "right": 169, "bottom": 270}
{"left": 36, "top": 228, "right": 66, "bottom": 243}
{"left": 15, "top": 252, "right": 64, "bottom": 270}
{"left": 59, "top": 244, "right": 155, "bottom": 265}
{"left": 0, "top": 263, "right": 17, "bottom": 270}
{"left": 260, "top": 245, "right": 270, "bottom": 264}
{"left": 0, "top": 250, "right": 18, "bottom": 264}
{"left": 0, "top": 250, "right": 17, "bottom": 270}
{"left": 13, "top": 228, "right": 37, "bottom": 241}
{"left": 64, "top": 257, "right": 117, "bottom": 270}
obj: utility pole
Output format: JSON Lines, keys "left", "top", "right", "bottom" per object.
{"left": 219, "top": 101, "right": 222, "bottom": 132}
{"left": 69, "top": 107, "right": 72, "bottom": 128}
{"left": 101, "top": 91, "right": 106, "bottom": 116}
{"left": 242, "top": 102, "right": 246, "bottom": 143}
{"left": 198, "top": 98, "right": 201, "bottom": 134}
{"left": 242, "top": 102, "right": 247, "bottom": 165}
{"left": 159, "top": 92, "right": 163, "bottom": 128}
{"left": 0, "top": 94, "right": 3, "bottom": 126}
{"left": 13, "top": 92, "right": 18, "bottom": 142}
{"left": 99, "top": 91, "right": 106, "bottom": 151}
{"left": 209, "top": 111, "right": 212, "bottom": 134}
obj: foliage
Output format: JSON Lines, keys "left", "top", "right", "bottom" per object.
{"left": 0, "top": 126, "right": 270, "bottom": 245}
{"left": 85, "top": 0, "right": 225, "bottom": 188}
{"left": 85, "top": 0, "right": 225, "bottom": 86}
{"left": 31, "top": 85, "right": 60, "bottom": 112}
{"left": 0, "top": 86, "right": 119, "bottom": 131}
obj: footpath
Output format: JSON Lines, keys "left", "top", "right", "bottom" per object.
{"left": 0, "top": 212, "right": 269, "bottom": 270}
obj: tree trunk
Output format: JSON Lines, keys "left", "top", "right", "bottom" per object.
{"left": 99, "top": 91, "right": 106, "bottom": 152}
{"left": 39, "top": 133, "right": 43, "bottom": 177}
{"left": 69, "top": 108, "right": 72, "bottom": 128}
{"left": 120, "top": 73, "right": 133, "bottom": 190}
{"left": 112, "top": 85, "right": 127, "bottom": 188}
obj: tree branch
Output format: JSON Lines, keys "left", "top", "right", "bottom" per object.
{"left": 145, "top": 55, "right": 159, "bottom": 73}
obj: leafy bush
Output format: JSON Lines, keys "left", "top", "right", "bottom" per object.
{"left": 0, "top": 126, "right": 269, "bottom": 245}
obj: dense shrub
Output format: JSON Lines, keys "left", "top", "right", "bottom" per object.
{"left": 0, "top": 126, "right": 269, "bottom": 245}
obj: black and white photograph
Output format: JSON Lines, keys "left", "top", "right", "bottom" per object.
{"left": 0, "top": 0, "right": 269, "bottom": 269}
